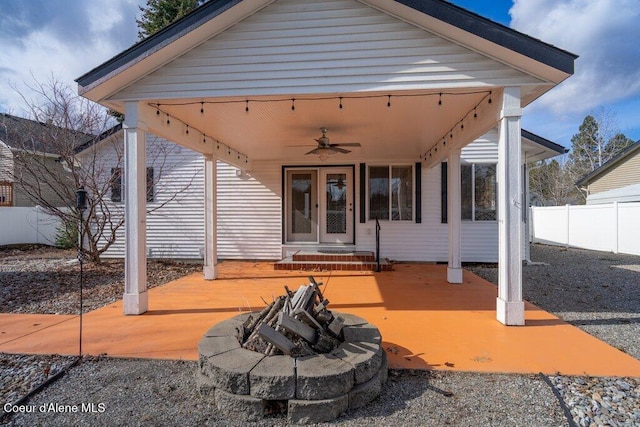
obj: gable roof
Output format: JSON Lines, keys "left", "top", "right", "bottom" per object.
{"left": 576, "top": 141, "right": 640, "bottom": 186}
{"left": 76, "top": 0, "right": 576, "bottom": 98}
{"left": 0, "top": 113, "right": 94, "bottom": 155}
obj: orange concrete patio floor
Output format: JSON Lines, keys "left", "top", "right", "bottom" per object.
{"left": 2, "top": 262, "right": 640, "bottom": 377}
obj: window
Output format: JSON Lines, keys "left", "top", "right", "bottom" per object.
{"left": 0, "top": 181, "right": 13, "bottom": 206}
{"left": 441, "top": 163, "right": 496, "bottom": 222}
{"left": 110, "top": 167, "right": 155, "bottom": 203}
{"left": 368, "top": 165, "right": 413, "bottom": 221}
{"left": 110, "top": 168, "right": 122, "bottom": 202}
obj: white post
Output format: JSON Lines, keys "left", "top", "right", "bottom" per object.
{"left": 203, "top": 155, "right": 218, "bottom": 280}
{"left": 612, "top": 201, "right": 619, "bottom": 254}
{"left": 496, "top": 87, "right": 524, "bottom": 326}
{"left": 565, "top": 204, "right": 571, "bottom": 248}
{"left": 123, "top": 101, "right": 148, "bottom": 315}
{"left": 447, "top": 149, "right": 463, "bottom": 283}
{"left": 523, "top": 163, "right": 531, "bottom": 263}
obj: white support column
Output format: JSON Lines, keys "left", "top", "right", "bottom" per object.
{"left": 123, "top": 101, "right": 148, "bottom": 315}
{"left": 203, "top": 155, "right": 218, "bottom": 280}
{"left": 496, "top": 87, "right": 524, "bottom": 325}
{"left": 523, "top": 163, "right": 531, "bottom": 263}
{"left": 447, "top": 148, "right": 463, "bottom": 283}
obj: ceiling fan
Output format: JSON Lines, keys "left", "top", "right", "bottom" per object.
{"left": 304, "top": 127, "right": 361, "bottom": 159}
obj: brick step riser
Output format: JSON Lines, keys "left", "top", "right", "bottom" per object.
{"left": 274, "top": 262, "right": 392, "bottom": 272}
{"left": 292, "top": 254, "right": 376, "bottom": 262}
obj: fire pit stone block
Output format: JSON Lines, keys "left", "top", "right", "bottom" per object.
{"left": 204, "top": 318, "right": 245, "bottom": 339}
{"left": 332, "top": 340, "right": 383, "bottom": 384}
{"left": 288, "top": 394, "right": 349, "bottom": 424}
{"left": 340, "top": 313, "right": 369, "bottom": 326}
{"left": 214, "top": 388, "right": 264, "bottom": 422}
{"left": 249, "top": 355, "right": 296, "bottom": 400}
{"left": 198, "top": 335, "right": 241, "bottom": 359}
{"left": 205, "top": 348, "right": 265, "bottom": 395}
{"left": 342, "top": 324, "right": 382, "bottom": 345}
{"left": 295, "top": 354, "right": 355, "bottom": 400}
{"left": 348, "top": 368, "right": 384, "bottom": 410}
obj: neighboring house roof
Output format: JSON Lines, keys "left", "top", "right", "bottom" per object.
{"left": 0, "top": 113, "right": 94, "bottom": 155}
{"left": 586, "top": 183, "right": 640, "bottom": 205}
{"left": 74, "top": 123, "right": 123, "bottom": 154}
{"left": 76, "top": 0, "right": 577, "bottom": 97}
{"left": 575, "top": 141, "right": 640, "bottom": 186}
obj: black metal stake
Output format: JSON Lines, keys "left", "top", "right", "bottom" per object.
{"left": 76, "top": 187, "right": 87, "bottom": 357}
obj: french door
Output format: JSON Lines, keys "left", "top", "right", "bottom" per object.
{"left": 285, "top": 167, "right": 353, "bottom": 244}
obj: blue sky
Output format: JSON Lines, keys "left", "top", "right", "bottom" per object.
{"left": 1, "top": 0, "right": 639, "bottom": 149}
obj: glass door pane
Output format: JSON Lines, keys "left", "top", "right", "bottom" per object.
{"left": 320, "top": 168, "right": 353, "bottom": 244}
{"left": 286, "top": 170, "right": 317, "bottom": 242}
{"left": 325, "top": 173, "right": 347, "bottom": 234}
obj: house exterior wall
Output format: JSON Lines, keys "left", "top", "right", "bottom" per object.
{"left": 114, "top": 0, "right": 541, "bottom": 102}
{"left": 0, "top": 142, "right": 12, "bottom": 182}
{"left": 12, "top": 154, "right": 72, "bottom": 208}
{"left": 217, "top": 160, "right": 282, "bottom": 259}
{"left": 588, "top": 149, "right": 640, "bottom": 194}
{"left": 84, "top": 134, "right": 206, "bottom": 259}
{"left": 97, "top": 129, "right": 505, "bottom": 262}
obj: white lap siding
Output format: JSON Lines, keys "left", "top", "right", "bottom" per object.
{"left": 95, "top": 131, "right": 508, "bottom": 262}
{"left": 96, "top": 135, "right": 205, "bottom": 259}
{"left": 216, "top": 160, "right": 282, "bottom": 260}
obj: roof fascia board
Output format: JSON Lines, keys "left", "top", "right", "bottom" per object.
{"left": 78, "top": 0, "right": 275, "bottom": 102}
{"left": 522, "top": 129, "right": 567, "bottom": 155}
{"left": 361, "top": 0, "right": 576, "bottom": 87}
{"left": 576, "top": 141, "right": 640, "bottom": 186}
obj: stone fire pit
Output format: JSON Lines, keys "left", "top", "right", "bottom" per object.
{"left": 196, "top": 279, "right": 387, "bottom": 424}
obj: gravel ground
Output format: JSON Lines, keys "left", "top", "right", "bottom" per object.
{"left": 3, "top": 358, "right": 567, "bottom": 427}
{"left": 0, "top": 245, "right": 201, "bottom": 314}
{"left": 2, "top": 244, "right": 639, "bottom": 426}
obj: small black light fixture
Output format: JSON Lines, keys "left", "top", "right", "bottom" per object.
{"left": 76, "top": 186, "right": 87, "bottom": 212}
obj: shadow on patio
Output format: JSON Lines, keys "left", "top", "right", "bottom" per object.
{"left": 1, "top": 261, "right": 639, "bottom": 377}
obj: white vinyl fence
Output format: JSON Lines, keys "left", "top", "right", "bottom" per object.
{"left": 531, "top": 202, "right": 640, "bottom": 256}
{"left": 0, "top": 207, "right": 64, "bottom": 246}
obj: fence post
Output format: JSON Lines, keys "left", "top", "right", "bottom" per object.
{"left": 565, "top": 204, "right": 570, "bottom": 248}
{"left": 612, "top": 202, "right": 619, "bottom": 254}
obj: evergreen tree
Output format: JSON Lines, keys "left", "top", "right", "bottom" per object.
{"left": 568, "top": 115, "right": 602, "bottom": 178}
{"left": 605, "top": 133, "right": 635, "bottom": 159}
{"left": 136, "top": 0, "right": 202, "bottom": 40}
{"left": 567, "top": 115, "right": 636, "bottom": 184}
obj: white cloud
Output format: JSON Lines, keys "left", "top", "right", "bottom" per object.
{"left": 0, "top": 0, "right": 141, "bottom": 114}
{"left": 510, "top": 0, "right": 640, "bottom": 115}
